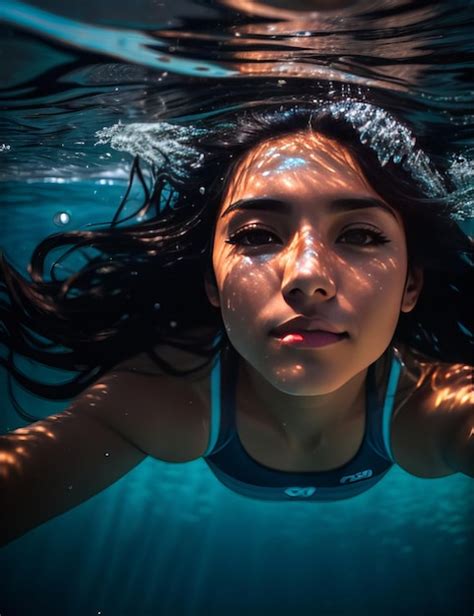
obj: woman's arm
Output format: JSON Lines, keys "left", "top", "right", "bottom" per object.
{"left": 435, "top": 367, "right": 474, "bottom": 477}
{"left": 0, "top": 362, "right": 209, "bottom": 546}
{"left": 0, "top": 401, "right": 147, "bottom": 546}
{"left": 392, "top": 361, "right": 473, "bottom": 478}
{"left": 441, "top": 410, "right": 474, "bottom": 477}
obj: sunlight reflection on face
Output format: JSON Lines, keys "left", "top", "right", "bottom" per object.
{"left": 211, "top": 130, "right": 420, "bottom": 395}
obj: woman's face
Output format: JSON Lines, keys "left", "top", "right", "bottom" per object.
{"left": 207, "top": 130, "right": 423, "bottom": 395}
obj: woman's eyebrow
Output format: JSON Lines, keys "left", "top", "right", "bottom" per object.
{"left": 221, "top": 196, "right": 397, "bottom": 220}
{"left": 331, "top": 197, "right": 398, "bottom": 220}
{"left": 220, "top": 197, "right": 290, "bottom": 218}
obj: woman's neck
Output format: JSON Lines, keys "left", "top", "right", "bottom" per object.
{"left": 237, "top": 355, "right": 386, "bottom": 453}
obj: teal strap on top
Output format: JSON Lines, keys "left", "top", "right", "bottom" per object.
{"left": 381, "top": 352, "right": 402, "bottom": 463}
{"left": 203, "top": 343, "right": 402, "bottom": 461}
{"left": 202, "top": 346, "right": 222, "bottom": 458}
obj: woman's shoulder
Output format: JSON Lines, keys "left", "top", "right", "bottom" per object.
{"left": 394, "top": 343, "right": 472, "bottom": 398}
{"left": 86, "top": 335, "right": 216, "bottom": 463}
{"left": 390, "top": 343, "right": 472, "bottom": 477}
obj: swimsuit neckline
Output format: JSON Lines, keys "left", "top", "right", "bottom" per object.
{"left": 221, "top": 345, "right": 378, "bottom": 477}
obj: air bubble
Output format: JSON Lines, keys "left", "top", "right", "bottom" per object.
{"left": 53, "top": 211, "right": 71, "bottom": 226}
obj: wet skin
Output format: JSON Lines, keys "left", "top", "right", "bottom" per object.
{"left": 207, "top": 130, "right": 423, "bottom": 448}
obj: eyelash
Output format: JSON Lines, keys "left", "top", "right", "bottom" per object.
{"left": 225, "top": 224, "right": 391, "bottom": 248}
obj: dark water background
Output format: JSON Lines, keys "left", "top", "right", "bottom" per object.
{"left": 0, "top": 0, "right": 473, "bottom": 614}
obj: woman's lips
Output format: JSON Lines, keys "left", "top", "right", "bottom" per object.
{"left": 274, "top": 330, "right": 348, "bottom": 348}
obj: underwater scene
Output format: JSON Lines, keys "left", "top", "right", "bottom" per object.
{"left": 0, "top": 0, "right": 473, "bottom": 614}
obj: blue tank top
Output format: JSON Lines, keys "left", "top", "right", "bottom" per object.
{"left": 203, "top": 346, "right": 402, "bottom": 501}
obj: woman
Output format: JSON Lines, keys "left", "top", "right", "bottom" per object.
{"left": 0, "top": 98, "right": 472, "bottom": 545}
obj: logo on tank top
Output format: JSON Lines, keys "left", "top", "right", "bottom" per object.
{"left": 284, "top": 487, "right": 317, "bottom": 497}
{"left": 339, "top": 469, "right": 373, "bottom": 484}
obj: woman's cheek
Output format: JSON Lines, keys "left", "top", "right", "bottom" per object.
{"left": 219, "top": 259, "right": 255, "bottom": 317}
{"left": 354, "top": 265, "right": 404, "bottom": 329}
{"left": 218, "top": 257, "right": 276, "bottom": 335}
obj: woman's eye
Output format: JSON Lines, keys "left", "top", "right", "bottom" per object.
{"left": 225, "top": 225, "right": 389, "bottom": 248}
{"left": 338, "top": 227, "right": 390, "bottom": 246}
{"left": 226, "top": 225, "right": 281, "bottom": 247}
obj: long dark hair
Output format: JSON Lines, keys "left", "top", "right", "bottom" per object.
{"left": 1, "top": 102, "right": 472, "bottom": 419}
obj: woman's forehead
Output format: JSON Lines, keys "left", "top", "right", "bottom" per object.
{"left": 222, "top": 129, "right": 373, "bottom": 205}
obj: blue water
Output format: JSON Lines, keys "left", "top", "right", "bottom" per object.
{"left": 1, "top": 0, "right": 473, "bottom": 614}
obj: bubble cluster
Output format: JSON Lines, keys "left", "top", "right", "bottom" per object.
{"left": 95, "top": 120, "right": 208, "bottom": 179}
{"left": 446, "top": 154, "right": 474, "bottom": 221}
{"left": 325, "top": 100, "right": 446, "bottom": 197}
{"left": 95, "top": 99, "right": 473, "bottom": 221}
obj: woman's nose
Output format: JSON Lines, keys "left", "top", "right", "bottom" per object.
{"left": 281, "top": 236, "right": 337, "bottom": 304}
